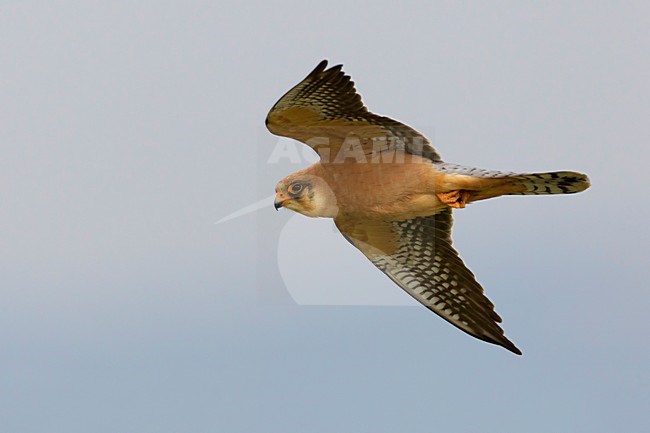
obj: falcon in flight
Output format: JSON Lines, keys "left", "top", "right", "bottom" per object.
{"left": 266, "top": 60, "right": 590, "bottom": 354}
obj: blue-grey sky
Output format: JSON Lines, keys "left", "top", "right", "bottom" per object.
{"left": 1, "top": 1, "right": 649, "bottom": 432}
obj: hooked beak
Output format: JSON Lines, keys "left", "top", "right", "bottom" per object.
{"left": 274, "top": 194, "right": 290, "bottom": 211}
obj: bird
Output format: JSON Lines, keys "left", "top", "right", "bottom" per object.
{"left": 265, "top": 60, "right": 590, "bottom": 355}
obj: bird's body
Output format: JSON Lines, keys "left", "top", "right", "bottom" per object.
{"left": 266, "top": 60, "right": 590, "bottom": 355}
{"left": 295, "top": 156, "right": 441, "bottom": 219}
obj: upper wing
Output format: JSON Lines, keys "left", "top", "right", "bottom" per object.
{"left": 335, "top": 209, "right": 522, "bottom": 355}
{"left": 266, "top": 60, "right": 442, "bottom": 163}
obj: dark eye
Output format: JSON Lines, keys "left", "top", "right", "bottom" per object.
{"left": 289, "top": 183, "right": 303, "bottom": 194}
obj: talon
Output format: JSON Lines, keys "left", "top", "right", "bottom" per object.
{"left": 437, "top": 190, "right": 471, "bottom": 209}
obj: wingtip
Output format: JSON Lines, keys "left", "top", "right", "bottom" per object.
{"left": 308, "top": 59, "right": 329, "bottom": 77}
{"left": 308, "top": 59, "right": 348, "bottom": 79}
{"left": 501, "top": 338, "right": 523, "bottom": 355}
{"left": 480, "top": 331, "right": 522, "bottom": 355}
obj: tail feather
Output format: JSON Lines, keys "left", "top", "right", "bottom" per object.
{"left": 509, "top": 171, "right": 590, "bottom": 195}
{"left": 435, "top": 163, "right": 590, "bottom": 201}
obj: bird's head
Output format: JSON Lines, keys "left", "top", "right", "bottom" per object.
{"left": 274, "top": 173, "right": 338, "bottom": 218}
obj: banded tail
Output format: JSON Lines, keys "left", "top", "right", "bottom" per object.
{"left": 435, "top": 163, "right": 590, "bottom": 205}
{"left": 509, "top": 171, "right": 590, "bottom": 195}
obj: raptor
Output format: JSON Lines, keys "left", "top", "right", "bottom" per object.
{"left": 266, "top": 60, "right": 590, "bottom": 354}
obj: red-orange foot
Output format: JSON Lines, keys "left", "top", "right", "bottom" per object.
{"left": 436, "top": 190, "right": 471, "bottom": 209}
